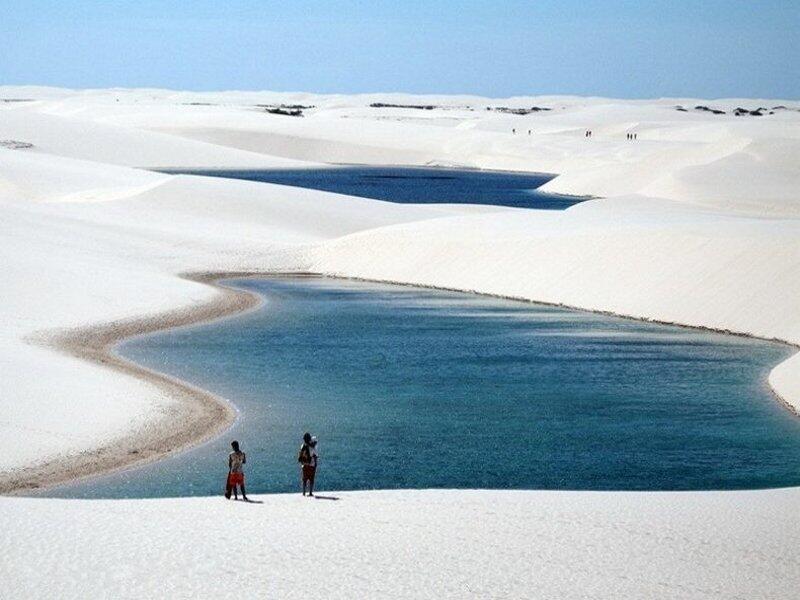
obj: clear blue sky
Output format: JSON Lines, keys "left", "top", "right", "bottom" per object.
{"left": 2, "top": 1, "right": 798, "bottom": 98}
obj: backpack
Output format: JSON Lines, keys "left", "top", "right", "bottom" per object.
{"left": 298, "top": 444, "right": 311, "bottom": 465}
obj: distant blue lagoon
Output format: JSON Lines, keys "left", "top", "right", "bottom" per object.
{"left": 49, "top": 277, "right": 800, "bottom": 499}
{"left": 158, "top": 166, "right": 585, "bottom": 210}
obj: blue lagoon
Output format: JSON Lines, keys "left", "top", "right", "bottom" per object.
{"left": 158, "top": 166, "right": 585, "bottom": 210}
{"left": 49, "top": 277, "right": 800, "bottom": 498}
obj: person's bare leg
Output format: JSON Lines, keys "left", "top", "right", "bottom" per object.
{"left": 240, "top": 483, "right": 248, "bottom": 502}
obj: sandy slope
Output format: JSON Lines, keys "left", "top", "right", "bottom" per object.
{"left": 1, "top": 87, "right": 799, "bottom": 597}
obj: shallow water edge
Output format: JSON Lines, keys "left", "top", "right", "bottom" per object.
{"left": 3, "top": 273, "right": 262, "bottom": 495}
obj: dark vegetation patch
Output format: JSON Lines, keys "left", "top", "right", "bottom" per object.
{"left": 673, "top": 104, "right": 795, "bottom": 116}
{"left": 693, "top": 105, "right": 726, "bottom": 115}
{"left": 257, "top": 104, "right": 315, "bottom": 117}
{"left": 0, "top": 140, "right": 34, "bottom": 150}
{"left": 369, "top": 102, "right": 438, "bottom": 110}
{"left": 733, "top": 107, "right": 769, "bottom": 117}
{"left": 1, "top": 98, "right": 34, "bottom": 103}
{"left": 487, "top": 106, "right": 551, "bottom": 115}
{"left": 265, "top": 107, "right": 303, "bottom": 117}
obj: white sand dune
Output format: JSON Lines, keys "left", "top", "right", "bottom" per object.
{"left": 1, "top": 87, "right": 799, "bottom": 598}
{"left": 2, "top": 489, "right": 799, "bottom": 599}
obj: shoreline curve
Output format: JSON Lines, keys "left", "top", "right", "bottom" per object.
{"left": 3, "top": 270, "right": 798, "bottom": 495}
{"left": 0, "top": 272, "right": 262, "bottom": 495}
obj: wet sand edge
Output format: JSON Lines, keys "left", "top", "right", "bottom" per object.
{"left": 0, "top": 272, "right": 263, "bottom": 495}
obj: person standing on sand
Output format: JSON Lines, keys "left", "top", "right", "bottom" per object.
{"left": 299, "top": 432, "right": 318, "bottom": 496}
{"left": 310, "top": 436, "right": 319, "bottom": 482}
{"left": 225, "top": 440, "right": 248, "bottom": 501}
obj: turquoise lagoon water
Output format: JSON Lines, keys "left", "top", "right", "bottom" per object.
{"left": 48, "top": 277, "right": 800, "bottom": 498}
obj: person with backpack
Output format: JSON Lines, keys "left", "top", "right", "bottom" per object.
{"left": 299, "top": 432, "right": 318, "bottom": 496}
{"left": 225, "top": 440, "right": 249, "bottom": 501}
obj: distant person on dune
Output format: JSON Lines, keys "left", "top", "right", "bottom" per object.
{"left": 299, "top": 432, "right": 319, "bottom": 496}
{"left": 225, "top": 440, "right": 248, "bottom": 501}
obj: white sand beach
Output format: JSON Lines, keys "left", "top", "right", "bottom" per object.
{"left": 2, "top": 489, "right": 799, "bottom": 599}
{"left": 1, "top": 88, "right": 799, "bottom": 597}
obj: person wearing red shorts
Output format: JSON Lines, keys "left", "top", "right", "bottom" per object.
{"left": 299, "top": 432, "right": 318, "bottom": 496}
{"left": 225, "top": 440, "right": 248, "bottom": 501}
